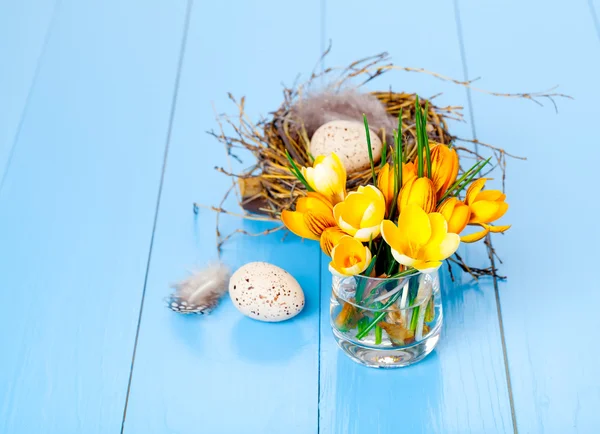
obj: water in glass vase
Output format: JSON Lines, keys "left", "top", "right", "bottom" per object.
{"left": 330, "top": 271, "right": 442, "bottom": 368}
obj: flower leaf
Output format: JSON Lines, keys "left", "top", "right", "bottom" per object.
{"left": 363, "top": 114, "right": 377, "bottom": 185}
{"left": 285, "top": 150, "right": 314, "bottom": 192}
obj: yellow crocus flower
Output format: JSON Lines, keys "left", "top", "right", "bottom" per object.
{"left": 320, "top": 226, "right": 346, "bottom": 257}
{"left": 329, "top": 235, "right": 372, "bottom": 276}
{"left": 381, "top": 205, "right": 460, "bottom": 273}
{"left": 377, "top": 162, "right": 418, "bottom": 209}
{"left": 437, "top": 197, "right": 471, "bottom": 234}
{"left": 426, "top": 144, "right": 459, "bottom": 199}
{"left": 397, "top": 177, "right": 436, "bottom": 213}
{"left": 460, "top": 178, "right": 511, "bottom": 242}
{"left": 281, "top": 193, "right": 336, "bottom": 240}
{"left": 301, "top": 153, "right": 347, "bottom": 205}
{"left": 333, "top": 185, "right": 386, "bottom": 241}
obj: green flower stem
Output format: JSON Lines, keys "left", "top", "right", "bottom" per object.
{"left": 415, "top": 297, "right": 429, "bottom": 340}
{"left": 380, "top": 141, "right": 387, "bottom": 168}
{"left": 438, "top": 157, "right": 491, "bottom": 204}
{"left": 354, "top": 269, "right": 418, "bottom": 340}
{"left": 357, "top": 317, "right": 369, "bottom": 335}
{"left": 415, "top": 98, "right": 424, "bottom": 177}
{"left": 422, "top": 102, "right": 432, "bottom": 179}
{"left": 388, "top": 111, "right": 403, "bottom": 219}
{"left": 354, "top": 255, "right": 377, "bottom": 302}
{"left": 375, "top": 324, "right": 382, "bottom": 345}
{"left": 355, "top": 290, "right": 402, "bottom": 340}
{"left": 425, "top": 296, "right": 435, "bottom": 322}
{"left": 410, "top": 306, "right": 420, "bottom": 331}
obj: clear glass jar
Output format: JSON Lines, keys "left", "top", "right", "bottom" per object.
{"left": 330, "top": 270, "right": 442, "bottom": 368}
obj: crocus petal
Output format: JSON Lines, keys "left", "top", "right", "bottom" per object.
{"left": 333, "top": 185, "right": 385, "bottom": 240}
{"left": 337, "top": 215, "right": 358, "bottom": 236}
{"left": 469, "top": 200, "right": 503, "bottom": 224}
{"left": 437, "top": 197, "right": 457, "bottom": 220}
{"left": 377, "top": 163, "right": 394, "bottom": 207}
{"left": 402, "top": 162, "right": 417, "bottom": 186}
{"left": 320, "top": 227, "right": 346, "bottom": 256}
{"left": 438, "top": 233, "right": 460, "bottom": 259}
{"left": 460, "top": 226, "right": 490, "bottom": 243}
{"left": 338, "top": 193, "right": 370, "bottom": 227}
{"left": 359, "top": 188, "right": 385, "bottom": 227}
{"left": 413, "top": 260, "right": 443, "bottom": 273}
{"left": 360, "top": 203, "right": 377, "bottom": 227}
{"left": 360, "top": 185, "right": 385, "bottom": 203}
{"left": 281, "top": 210, "right": 319, "bottom": 240}
{"left": 475, "top": 190, "right": 506, "bottom": 202}
{"left": 490, "top": 202, "right": 509, "bottom": 222}
{"left": 420, "top": 230, "right": 460, "bottom": 262}
{"left": 380, "top": 220, "right": 408, "bottom": 254}
{"left": 304, "top": 211, "right": 335, "bottom": 236}
{"left": 329, "top": 236, "right": 371, "bottom": 276}
{"left": 354, "top": 226, "right": 380, "bottom": 242}
{"left": 302, "top": 153, "right": 347, "bottom": 204}
{"left": 390, "top": 250, "right": 416, "bottom": 267}
{"left": 428, "top": 144, "right": 459, "bottom": 198}
{"left": 296, "top": 193, "right": 333, "bottom": 213}
{"left": 465, "top": 178, "right": 488, "bottom": 205}
{"left": 399, "top": 177, "right": 436, "bottom": 213}
{"left": 426, "top": 212, "right": 448, "bottom": 247}
{"left": 398, "top": 204, "right": 431, "bottom": 249}
{"left": 447, "top": 203, "right": 471, "bottom": 234}
{"left": 329, "top": 263, "right": 349, "bottom": 277}
{"left": 487, "top": 224, "right": 511, "bottom": 233}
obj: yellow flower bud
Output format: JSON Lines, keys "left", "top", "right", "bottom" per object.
{"left": 398, "top": 177, "right": 436, "bottom": 214}
{"left": 377, "top": 163, "right": 395, "bottom": 209}
{"left": 426, "top": 144, "right": 459, "bottom": 199}
{"left": 437, "top": 197, "right": 471, "bottom": 234}
{"left": 465, "top": 178, "right": 509, "bottom": 224}
{"left": 402, "top": 161, "right": 418, "bottom": 185}
{"left": 377, "top": 162, "right": 418, "bottom": 210}
{"left": 301, "top": 153, "right": 347, "bottom": 204}
{"left": 457, "top": 178, "right": 511, "bottom": 243}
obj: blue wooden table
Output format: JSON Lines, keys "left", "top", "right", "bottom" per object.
{"left": 1, "top": 1, "right": 599, "bottom": 433}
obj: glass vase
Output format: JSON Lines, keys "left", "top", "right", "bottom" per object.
{"left": 330, "top": 270, "right": 442, "bottom": 368}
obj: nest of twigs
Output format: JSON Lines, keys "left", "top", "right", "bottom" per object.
{"left": 243, "top": 91, "right": 456, "bottom": 216}
{"left": 204, "top": 51, "right": 568, "bottom": 279}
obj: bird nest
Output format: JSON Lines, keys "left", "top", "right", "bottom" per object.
{"left": 203, "top": 51, "right": 568, "bottom": 278}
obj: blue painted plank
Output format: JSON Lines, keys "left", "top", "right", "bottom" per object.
{"left": 457, "top": 1, "right": 600, "bottom": 432}
{"left": 0, "top": 1, "right": 188, "bottom": 433}
{"left": 0, "top": 0, "right": 56, "bottom": 181}
{"left": 318, "top": 1, "right": 514, "bottom": 433}
{"left": 121, "top": 1, "right": 322, "bottom": 433}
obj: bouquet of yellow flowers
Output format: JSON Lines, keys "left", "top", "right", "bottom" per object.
{"left": 280, "top": 98, "right": 510, "bottom": 366}
{"left": 282, "top": 97, "right": 510, "bottom": 279}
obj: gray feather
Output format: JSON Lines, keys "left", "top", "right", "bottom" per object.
{"left": 166, "top": 263, "right": 231, "bottom": 314}
{"left": 290, "top": 89, "right": 397, "bottom": 140}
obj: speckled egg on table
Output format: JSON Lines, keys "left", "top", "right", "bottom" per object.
{"left": 229, "top": 262, "right": 305, "bottom": 322}
{"left": 309, "top": 119, "right": 383, "bottom": 173}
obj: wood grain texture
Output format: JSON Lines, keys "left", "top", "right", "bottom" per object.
{"left": 0, "top": 0, "right": 57, "bottom": 181}
{"left": 457, "top": 0, "right": 600, "bottom": 432}
{"left": 121, "top": 1, "right": 322, "bottom": 433}
{"left": 0, "top": 1, "right": 188, "bottom": 432}
{"left": 317, "top": 1, "right": 514, "bottom": 433}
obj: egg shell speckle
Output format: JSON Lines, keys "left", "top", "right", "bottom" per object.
{"left": 229, "top": 262, "right": 305, "bottom": 322}
{"left": 309, "top": 120, "right": 382, "bottom": 173}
